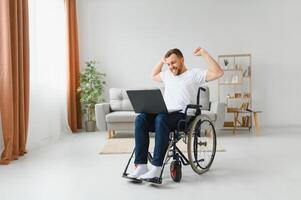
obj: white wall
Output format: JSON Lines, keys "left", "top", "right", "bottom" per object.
{"left": 77, "top": 0, "right": 301, "bottom": 127}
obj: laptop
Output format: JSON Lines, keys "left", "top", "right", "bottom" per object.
{"left": 126, "top": 89, "right": 182, "bottom": 114}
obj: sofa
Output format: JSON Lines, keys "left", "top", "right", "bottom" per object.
{"left": 95, "top": 86, "right": 226, "bottom": 138}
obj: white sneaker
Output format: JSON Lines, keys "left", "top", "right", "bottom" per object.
{"left": 127, "top": 164, "right": 149, "bottom": 179}
{"left": 139, "top": 165, "right": 162, "bottom": 179}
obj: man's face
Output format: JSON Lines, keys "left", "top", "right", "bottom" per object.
{"left": 165, "top": 54, "right": 184, "bottom": 76}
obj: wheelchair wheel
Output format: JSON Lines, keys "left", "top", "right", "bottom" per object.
{"left": 170, "top": 160, "right": 182, "bottom": 182}
{"left": 187, "top": 115, "right": 217, "bottom": 175}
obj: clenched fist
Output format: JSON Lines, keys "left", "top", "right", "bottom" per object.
{"left": 160, "top": 57, "right": 166, "bottom": 64}
{"left": 193, "top": 47, "right": 208, "bottom": 56}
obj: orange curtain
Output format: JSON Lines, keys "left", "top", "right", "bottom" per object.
{"left": 65, "top": 0, "right": 82, "bottom": 132}
{"left": 0, "top": 0, "right": 30, "bottom": 165}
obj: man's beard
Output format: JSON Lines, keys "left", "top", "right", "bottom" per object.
{"left": 171, "top": 68, "right": 178, "bottom": 75}
{"left": 173, "top": 65, "right": 183, "bottom": 75}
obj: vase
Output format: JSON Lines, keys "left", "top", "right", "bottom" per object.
{"left": 85, "top": 121, "right": 96, "bottom": 132}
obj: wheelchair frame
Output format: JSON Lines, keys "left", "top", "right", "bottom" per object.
{"left": 122, "top": 87, "right": 217, "bottom": 184}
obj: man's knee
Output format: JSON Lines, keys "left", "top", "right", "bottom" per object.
{"left": 135, "top": 113, "right": 147, "bottom": 123}
{"left": 155, "top": 114, "right": 169, "bottom": 128}
{"left": 135, "top": 113, "right": 149, "bottom": 129}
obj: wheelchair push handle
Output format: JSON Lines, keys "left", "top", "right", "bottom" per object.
{"left": 197, "top": 87, "right": 206, "bottom": 105}
{"left": 199, "top": 87, "right": 206, "bottom": 92}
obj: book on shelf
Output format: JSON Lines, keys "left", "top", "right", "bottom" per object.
{"left": 242, "top": 116, "right": 250, "bottom": 127}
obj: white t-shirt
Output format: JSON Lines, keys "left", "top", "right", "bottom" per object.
{"left": 160, "top": 68, "right": 207, "bottom": 113}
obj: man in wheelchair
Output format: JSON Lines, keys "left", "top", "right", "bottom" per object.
{"left": 125, "top": 47, "right": 224, "bottom": 183}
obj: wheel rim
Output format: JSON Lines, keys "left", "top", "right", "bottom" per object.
{"left": 170, "top": 163, "right": 176, "bottom": 178}
{"left": 187, "top": 116, "right": 217, "bottom": 174}
{"left": 171, "top": 167, "right": 176, "bottom": 178}
{"left": 193, "top": 120, "right": 216, "bottom": 169}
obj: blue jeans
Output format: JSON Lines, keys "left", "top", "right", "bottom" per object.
{"left": 134, "top": 112, "right": 185, "bottom": 166}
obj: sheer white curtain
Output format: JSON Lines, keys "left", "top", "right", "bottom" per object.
{"left": 0, "top": 114, "right": 2, "bottom": 151}
{"left": 28, "top": 0, "right": 71, "bottom": 148}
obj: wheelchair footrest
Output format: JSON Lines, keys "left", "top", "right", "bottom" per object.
{"left": 140, "top": 177, "right": 162, "bottom": 184}
{"left": 122, "top": 173, "right": 143, "bottom": 183}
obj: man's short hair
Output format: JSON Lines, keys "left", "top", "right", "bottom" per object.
{"left": 165, "top": 48, "right": 183, "bottom": 58}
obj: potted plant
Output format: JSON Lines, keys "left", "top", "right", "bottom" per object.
{"left": 77, "top": 60, "right": 106, "bottom": 132}
{"left": 223, "top": 59, "right": 229, "bottom": 69}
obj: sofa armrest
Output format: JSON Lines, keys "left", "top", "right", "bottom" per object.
{"left": 95, "top": 103, "right": 110, "bottom": 131}
{"left": 210, "top": 101, "right": 226, "bottom": 129}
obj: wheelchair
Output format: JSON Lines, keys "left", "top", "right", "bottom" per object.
{"left": 122, "top": 87, "right": 217, "bottom": 184}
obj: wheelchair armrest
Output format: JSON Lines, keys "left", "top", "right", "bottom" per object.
{"left": 186, "top": 104, "right": 202, "bottom": 109}
{"left": 184, "top": 104, "right": 202, "bottom": 117}
{"left": 177, "top": 103, "right": 204, "bottom": 132}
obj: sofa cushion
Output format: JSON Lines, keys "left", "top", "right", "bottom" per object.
{"left": 106, "top": 111, "right": 138, "bottom": 123}
{"left": 109, "top": 88, "right": 134, "bottom": 111}
{"left": 201, "top": 110, "right": 216, "bottom": 122}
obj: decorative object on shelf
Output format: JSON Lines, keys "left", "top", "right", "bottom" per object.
{"left": 248, "top": 66, "right": 251, "bottom": 77}
{"left": 243, "top": 66, "right": 252, "bottom": 77}
{"left": 235, "top": 64, "right": 243, "bottom": 70}
{"left": 77, "top": 60, "right": 106, "bottom": 132}
{"left": 240, "top": 102, "right": 249, "bottom": 110}
{"left": 243, "top": 92, "right": 251, "bottom": 98}
{"left": 235, "top": 93, "right": 242, "bottom": 98}
{"left": 243, "top": 69, "right": 248, "bottom": 77}
{"left": 242, "top": 116, "right": 250, "bottom": 127}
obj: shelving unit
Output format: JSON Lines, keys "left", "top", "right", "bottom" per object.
{"left": 218, "top": 54, "right": 252, "bottom": 132}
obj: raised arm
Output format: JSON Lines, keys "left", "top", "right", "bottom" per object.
{"left": 193, "top": 47, "right": 224, "bottom": 81}
{"left": 150, "top": 57, "right": 165, "bottom": 82}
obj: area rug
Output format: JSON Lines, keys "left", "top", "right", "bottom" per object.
{"left": 99, "top": 138, "right": 226, "bottom": 154}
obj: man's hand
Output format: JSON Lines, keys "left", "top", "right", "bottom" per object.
{"left": 193, "top": 46, "right": 224, "bottom": 81}
{"left": 160, "top": 57, "right": 166, "bottom": 64}
{"left": 193, "top": 47, "right": 208, "bottom": 56}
